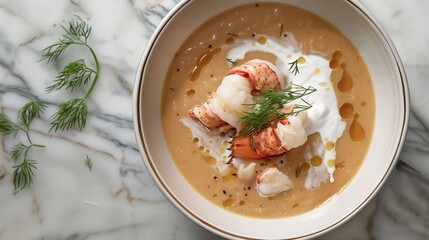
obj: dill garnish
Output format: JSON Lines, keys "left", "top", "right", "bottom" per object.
{"left": 295, "top": 165, "right": 302, "bottom": 178}
{"left": 237, "top": 85, "right": 316, "bottom": 138}
{"left": 41, "top": 17, "right": 100, "bottom": 132}
{"left": 84, "top": 155, "right": 93, "bottom": 171}
{"left": 0, "top": 101, "right": 46, "bottom": 193}
{"left": 226, "top": 32, "right": 239, "bottom": 37}
{"left": 288, "top": 58, "right": 300, "bottom": 75}
{"left": 226, "top": 58, "right": 238, "bottom": 65}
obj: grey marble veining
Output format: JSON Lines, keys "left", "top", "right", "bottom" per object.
{"left": 0, "top": 0, "right": 428, "bottom": 239}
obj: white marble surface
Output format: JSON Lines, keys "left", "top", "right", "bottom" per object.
{"left": 0, "top": 0, "right": 428, "bottom": 239}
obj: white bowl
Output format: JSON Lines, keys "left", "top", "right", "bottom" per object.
{"left": 133, "top": 0, "right": 409, "bottom": 239}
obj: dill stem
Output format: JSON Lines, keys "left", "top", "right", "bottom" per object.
{"left": 25, "top": 131, "right": 32, "bottom": 144}
{"left": 31, "top": 144, "right": 45, "bottom": 148}
{"left": 83, "top": 45, "right": 100, "bottom": 100}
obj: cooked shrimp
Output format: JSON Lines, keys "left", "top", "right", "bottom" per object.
{"left": 188, "top": 59, "right": 284, "bottom": 130}
{"left": 231, "top": 114, "right": 308, "bottom": 160}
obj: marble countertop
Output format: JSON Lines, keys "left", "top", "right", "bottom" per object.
{"left": 0, "top": 0, "right": 428, "bottom": 239}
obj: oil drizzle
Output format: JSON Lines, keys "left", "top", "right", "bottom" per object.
{"left": 226, "top": 37, "right": 235, "bottom": 45}
{"left": 189, "top": 47, "right": 221, "bottom": 82}
{"left": 338, "top": 68, "right": 353, "bottom": 92}
{"left": 350, "top": 114, "right": 365, "bottom": 143}
{"left": 339, "top": 103, "right": 354, "bottom": 119}
{"left": 223, "top": 198, "right": 233, "bottom": 208}
{"left": 222, "top": 166, "right": 238, "bottom": 183}
{"left": 329, "top": 50, "right": 342, "bottom": 69}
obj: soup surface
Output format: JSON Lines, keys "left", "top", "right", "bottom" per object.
{"left": 162, "top": 3, "right": 375, "bottom": 218}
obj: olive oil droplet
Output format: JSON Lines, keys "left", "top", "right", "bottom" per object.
{"left": 325, "top": 141, "right": 334, "bottom": 151}
{"left": 310, "top": 156, "right": 322, "bottom": 167}
{"left": 223, "top": 198, "right": 234, "bottom": 208}
{"left": 350, "top": 114, "right": 365, "bottom": 142}
{"left": 338, "top": 69, "right": 353, "bottom": 92}
{"left": 257, "top": 36, "right": 267, "bottom": 45}
{"left": 222, "top": 166, "right": 238, "bottom": 183}
{"left": 226, "top": 37, "right": 235, "bottom": 45}
{"left": 339, "top": 103, "right": 354, "bottom": 119}
{"left": 300, "top": 162, "right": 310, "bottom": 172}
{"left": 315, "top": 68, "right": 321, "bottom": 75}
{"left": 189, "top": 47, "right": 221, "bottom": 82}
{"left": 186, "top": 89, "right": 196, "bottom": 97}
{"left": 327, "top": 159, "right": 336, "bottom": 168}
{"left": 335, "top": 161, "right": 346, "bottom": 169}
{"left": 329, "top": 50, "right": 342, "bottom": 69}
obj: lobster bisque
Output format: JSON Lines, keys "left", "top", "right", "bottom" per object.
{"left": 161, "top": 3, "right": 375, "bottom": 218}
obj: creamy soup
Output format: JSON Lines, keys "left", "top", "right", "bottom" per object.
{"left": 162, "top": 3, "right": 375, "bottom": 218}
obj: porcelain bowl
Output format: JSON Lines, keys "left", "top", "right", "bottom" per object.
{"left": 133, "top": 0, "right": 409, "bottom": 239}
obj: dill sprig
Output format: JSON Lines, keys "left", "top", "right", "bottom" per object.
{"left": 45, "top": 59, "right": 96, "bottom": 93}
{"left": 295, "top": 165, "right": 302, "bottom": 178}
{"left": 226, "top": 58, "right": 238, "bottom": 65}
{"left": 50, "top": 98, "right": 87, "bottom": 132}
{"left": 84, "top": 155, "right": 93, "bottom": 171}
{"left": 237, "top": 85, "right": 316, "bottom": 138}
{"left": 226, "top": 32, "right": 239, "bottom": 37}
{"left": 0, "top": 101, "right": 46, "bottom": 193}
{"left": 288, "top": 58, "right": 300, "bottom": 75}
{"left": 41, "top": 17, "right": 100, "bottom": 132}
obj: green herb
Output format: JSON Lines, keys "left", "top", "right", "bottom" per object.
{"left": 226, "top": 58, "right": 237, "bottom": 65}
{"left": 295, "top": 165, "right": 302, "bottom": 178}
{"left": 84, "top": 155, "right": 93, "bottom": 171}
{"left": 41, "top": 17, "right": 100, "bottom": 132}
{"left": 288, "top": 58, "right": 300, "bottom": 75}
{"left": 279, "top": 24, "right": 283, "bottom": 37}
{"left": 237, "top": 85, "right": 316, "bottom": 138}
{"left": 226, "top": 32, "right": 239, "bottom": 37}
{"left": 250, "top": 135, "right": 256, "bottom": 151}
{"left": 0, "top": 101, "right": 46, "bottom": 193}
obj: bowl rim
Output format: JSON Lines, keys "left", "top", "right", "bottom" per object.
{"left": 132, "top": 0, "right": 410, "bottom": 239}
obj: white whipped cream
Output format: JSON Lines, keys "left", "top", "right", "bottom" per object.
{"left": 226, "top": 34, "right": 346, "bottom": 184}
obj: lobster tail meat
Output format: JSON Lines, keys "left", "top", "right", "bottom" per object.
{"left": 188, "top": 59, "right": 284, "bottom": 130}
{"left": 228, "top": 60, "right": 284, "bottom": 91}
{"left": 231, "top": 115, "right": 308, "bottom": 160}
{"left": 188, "top": 96, "right": 227, "bottom": 129}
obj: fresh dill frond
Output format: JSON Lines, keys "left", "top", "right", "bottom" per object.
{"left": 0, "top": 113, "right": 20, "bottom": 137}
{"left": 17, "top": 101, "right": 46, "bottom": 128}
{"left": 46, "top": 59, "right": 96, "bottom": 93}
{"left": 0, "top": 101, "right": 45, "bottom": 194}
{"left": 41, "top": 17, "right": 92, "bottom": 64}
{"left": 10, "top": 142, "right": 29, "bottom": 162}
{"left": 50, "top": 98, "right": 87, "bottom": 132}
{"left": 237, "top": 85, "right": 316, "bottom": 138}
{"left": 12, "top": 159, "right": 38, "bottom": 194}
{"left": 41, "top": 17, "right": 100, "bottom": 132}
{"left": 288, "top": 59, "right": 300, "bottom": 75}
{"left": 84, "top": 155, "right": 93, "bottom": 171}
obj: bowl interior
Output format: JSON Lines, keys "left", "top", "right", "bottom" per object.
{"left": 134, "top": 0, "right": 408, "bottom": 239}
